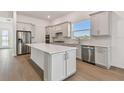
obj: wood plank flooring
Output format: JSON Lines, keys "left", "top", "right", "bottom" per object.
{"left": 0, "top": 49, "right": 124, "bottom": 81}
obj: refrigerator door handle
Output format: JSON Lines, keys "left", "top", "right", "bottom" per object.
{"left": 88, "top": 48, "right": 91, "bottom": 62}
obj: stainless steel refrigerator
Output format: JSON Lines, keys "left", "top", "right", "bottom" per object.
{"left": 17, "top": 31, "right": 31, "bottom": 55}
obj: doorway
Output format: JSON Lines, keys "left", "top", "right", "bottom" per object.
{"left": 0, "top": 29, "right": 9, "bottom": 48}
{"left": 0, "top": 18, "right": 13, "bottom": 49}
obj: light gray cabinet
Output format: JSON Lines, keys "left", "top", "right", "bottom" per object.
{"left": 51, "top": 52, "right": 66, "bottom": 80}
{"left": 50, "top": 49, "right": 76, "bottom": 80}
{"left": 16, "top": 22, "right": 35, "bottom": 38}
{"left": 17, "top": 22, "right": 32, "bottom": 31}
{"left": 62, "top": 22, "right": 71, "bottom": 37}
{"left": 91, "top": 12, "right": 111, "bottom": 36}
{"left": 95, "top": 47, "right": 108, "bottom": 68}
{"left": 76, "top": 45, "right": 81, "bottom": 59}
{"left": 46, "top": 26, "right": 56, "bottom": 37}
{"left": 66, "top": 50, "right": 76, "bottom": 77}
{"left": 46, "top": 22, "right": 71, "bottom": 38}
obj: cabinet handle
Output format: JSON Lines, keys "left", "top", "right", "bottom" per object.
{"left": 64, "top": 52, "right": 69, "bottom": 60}
{"left": 88, "top": 49, "right": 91, "bottom": 62}
{"left": 66, "top": 52, "right": 69, "bottom": 60}
{"left": 64, "top": 54, "right": 66, "bottom": 60}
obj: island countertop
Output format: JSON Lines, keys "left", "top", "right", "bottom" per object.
{"left": 27, "top": 43, "right": 77, "bottom": 54}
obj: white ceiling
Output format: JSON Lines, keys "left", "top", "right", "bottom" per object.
{"left": 17, "top": 11, "right": 72, "bottom": 21}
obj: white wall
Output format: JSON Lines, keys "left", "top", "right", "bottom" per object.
{"left": 17, "top": 14, "right": 50, "bottom": 43}
{"left": 0, "top": 11, "right": 13, "bottom": 18}
{"left": 111, "top": 12, "right": 124, "bottom": 68}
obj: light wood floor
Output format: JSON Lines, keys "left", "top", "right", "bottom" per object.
{"left": 0, "top": 49, "right": 124, "bottom": 81}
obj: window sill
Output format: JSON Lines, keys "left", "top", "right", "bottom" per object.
{"left": 72, "top": 37, "right": 90, "bottom": 40}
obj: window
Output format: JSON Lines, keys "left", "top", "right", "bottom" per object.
{"left": 72, "top": 19, "right": 91, "bottom": 38}
{"left": 1, "top": 30, "right": 9, "bottom": 48}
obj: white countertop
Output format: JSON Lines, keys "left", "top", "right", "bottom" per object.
{"left": 27, "top": 43, "right": 77, "bottom": 54}
{"left": 80, "top": 43, "right": 110, "bottom": 48}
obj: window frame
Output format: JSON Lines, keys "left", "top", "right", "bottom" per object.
{"left": 72, "top": 19, "right": 91, "bottom": 39}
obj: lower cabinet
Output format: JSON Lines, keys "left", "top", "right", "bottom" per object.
{"left": 31, "top": 47, "right": 76, "bottom": 81}
{"left": 50, "top": 49, "right": 76, "bottom": 80}
{"left": 95, "top": 47, "right": 108, "bottom": 68}
{"left": 76, "top": 45, "right": 82, "bottom": 59}
{"left": 51, "top": 52, "right": 66, "bottom": 80}
{"left": 66, "top": 50, "right": 76, "bottom": 77}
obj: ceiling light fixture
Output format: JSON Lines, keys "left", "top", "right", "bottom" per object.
{"left": 47, "top": 15, "right": 50, "bottom": 19}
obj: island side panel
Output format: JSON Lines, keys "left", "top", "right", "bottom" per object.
{"left": 31, "top": 47, "right": 51, "bottom": 81}
{"left": 44, "top": 53, "right": 51, "bottom": 81}
{"left": 31, "top": 47, "right": 45, "bottom": 70}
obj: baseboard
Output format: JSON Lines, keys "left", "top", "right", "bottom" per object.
{"left": 76, "top": 57, "right": 82, "bottom": 61}
{"left": 110, "top": 66, "right": 124, "bottom": 70}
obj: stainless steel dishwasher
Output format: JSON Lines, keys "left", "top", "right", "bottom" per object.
{"left": 81, "top": 45, "right": 95, "bottom": 64}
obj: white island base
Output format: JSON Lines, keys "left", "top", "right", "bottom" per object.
{"left": 29, "top": 44, "right": 76, "bottom": 81}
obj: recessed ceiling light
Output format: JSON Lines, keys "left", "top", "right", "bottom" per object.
{"left": 47, "top": 15, "right": 50, "bottom": 19}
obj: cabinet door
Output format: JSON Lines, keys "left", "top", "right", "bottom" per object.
{"left": 31, "top": 25, "right": 35, "bottom": 37}
{"left": 46, "top": 26, "right": 52, "bottom": 35}
{"left": 91, "top": 12, "right": 110, "bottom": 36}
{"left": 91, "top": 14, "right": 99, "bottom": 36}
{"left": 16, "top": 23, "right": 24, "bottom": 30}
{"left": 76, "top": 45, "right": 81, "bottom": 59}
{"left": 50, "top": 31, "right": 56, "bottom": 37}
{"left": 66, "top": 50, "right": 76, "bottom": 77}
{"left": 95, "top": 47, "right": 108, "bottom": 67}
{"left": 62, "top": 22, "right": 71, "bottom": 37}
{"left": 51, "top": 52, "right": 66, "bottom": 80}
{"left": 55, "top": 25, "right": 62, "bottom": 32}
{"left": 49, "top": 27, "right": 56, "bottom": 37}
{"left": 24, "top": 24, "right": 32, "bottom": 31}
{"left": 98, "top": 12, "right": 110, "bottom": 35}
{"left": 17, "top": 23, "right": 33, "bottom": 31}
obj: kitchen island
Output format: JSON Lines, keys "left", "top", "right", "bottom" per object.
{"left": 27, "top": 43, "right": 77, "bottom": 81}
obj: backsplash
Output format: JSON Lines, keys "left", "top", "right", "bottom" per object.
{"left": 80, "top": 36, "right": 111, "bottom": 47}
{"left": 61, "top": 36, "right": 111, "bottom": 47}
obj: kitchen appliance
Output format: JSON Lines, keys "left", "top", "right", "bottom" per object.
{"left": 81, "top": 45, "right": 95, "bottom": 64}
{"left": 45, "top": 35, "right": 50, "bottom": 43}
{"left": 16, "top": 31, "right": 31, "bottom": 55}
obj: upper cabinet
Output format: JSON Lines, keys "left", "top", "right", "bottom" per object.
{"left": 90, "top": 11, "right": 111, "bottom": 36}
{"left": 46, "top": 22, "right": 71, "bottom": 38}
{"left": 16, "top": 22, "right": 35, "bottom": 37}
{"left": 46, "top": 26, "right": 56, "bottom": 37}
{"left": 62, "top": 22, "right": 71, "bottom": 37}
{"left": 46, "top": 26, "right": 52, "bottom": 35}
{"left": 17, "top": 22, "right": 32, "bottom": 31}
